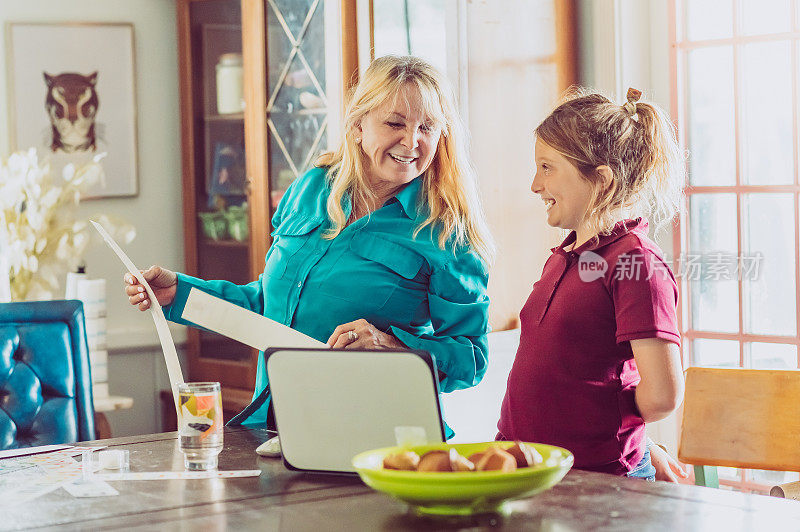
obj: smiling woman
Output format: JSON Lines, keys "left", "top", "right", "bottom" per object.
{"left": 124, "top": 55, "right": 495, "bottom": 439}
{"left": 355, "top": 84, "right": 441, "bottom": 208}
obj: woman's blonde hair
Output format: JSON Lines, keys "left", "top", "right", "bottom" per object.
{"left": 316, "top": 55, "right": 495, "bottom": 265}
{"left": 535, "top": 86, "right": 685, "bottom": 238}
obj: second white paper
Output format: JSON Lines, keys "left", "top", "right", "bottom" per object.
{"left": 182, "top": 287, "right": 325, "bottom": 351}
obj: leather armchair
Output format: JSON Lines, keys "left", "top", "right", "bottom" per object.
{"left": 0, "top": 300, "right": 95, "bottom": 449}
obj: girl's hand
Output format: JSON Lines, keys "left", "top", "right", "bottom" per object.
{"left": 650, "top": 443, "right": 689, "bottom": 483}
{"left": 123, "top": 265, "right": 178, "bottom": 311}
{"left": 326, "top": 319, "right": 406, "bottom": 350}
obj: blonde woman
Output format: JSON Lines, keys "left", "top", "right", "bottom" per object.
{"left": 124, "top": 56, "right": 494, "bottom": 436}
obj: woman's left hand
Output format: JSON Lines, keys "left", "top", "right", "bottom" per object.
{"left": 326, "top": 319, "right": 406, "bottom": 349}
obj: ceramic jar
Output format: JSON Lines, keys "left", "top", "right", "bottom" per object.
{"left": 216, "top": 53, "right": 244, "bottom": 114}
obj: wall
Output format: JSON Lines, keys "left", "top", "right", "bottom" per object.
{"left": 466, "top": 0, "right": 565, "bottom": 331}
{"left": 442, "top": 329, "right": 519, "bottom": 442}
{"left": 579, "top": 0, "right": 681, "bottom": 455}
{"left": 0, "top": 0, "right": 186, "bottom": 436}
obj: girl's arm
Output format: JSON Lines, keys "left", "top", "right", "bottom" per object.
{"left": 631, "top": 338, "right": 684, "bottom": 422}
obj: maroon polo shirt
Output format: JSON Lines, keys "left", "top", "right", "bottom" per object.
{"left": 497, "top": 219, "right": 680, "bottom": 475}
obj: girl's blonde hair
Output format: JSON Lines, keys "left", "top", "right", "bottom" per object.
{"left": 316, "top": 55, "right": 495, "bottom": 265}
{"left": 535, "top": 86, "right": 685, "bottom": 237}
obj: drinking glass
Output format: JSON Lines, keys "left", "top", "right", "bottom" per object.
{"left": 177, "top": 382, "right": 223, "bottom": 470}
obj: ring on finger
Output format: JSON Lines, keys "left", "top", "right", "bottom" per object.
{"left": 347, "top": 330, "right": 358, "bottom": 342}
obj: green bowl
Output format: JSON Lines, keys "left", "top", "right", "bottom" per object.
{"left": 352, "top": 441, "right": 573, "bottom": 516}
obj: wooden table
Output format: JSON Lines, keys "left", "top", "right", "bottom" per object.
{"left": 6, "top": 427, "right": 800, "bottom": 530}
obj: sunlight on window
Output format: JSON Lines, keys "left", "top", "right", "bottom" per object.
{"left": 692, "top": 339, "right": 739, "bottom": 367}
{"left": 748, "top": 342, "right": 797, "bottom": 369}
{"left": 741, "top": 42, "right": 793, "bottom": 185}
{"left": 689, "top": 195, "right": 739, "bottom": 333}
{"left": 742, "top": 194, "right": 796, "bottom": 335}
{"left": 686, "top": 0, "right": 733, "bottom": 40}
{"left": 687, "top": 47, "right": 735, "bottom": 186}
{"left": 372, "top": 0, "right": 447, "bottom": 74}
{"left": 740, "top": 0, "right": 792, "bottom": 35}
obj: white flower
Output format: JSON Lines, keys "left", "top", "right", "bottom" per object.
{"left": 41, "top": 187, "right": 61, "bottom": 210}
{"left": 0, "top": 147, "right": 135, "bottom": 301}
{"left": 55, "top": 233, "right": 70, "bottom": 260}
{"left": 62, "top": 163, "right": 75, "bottom": 181}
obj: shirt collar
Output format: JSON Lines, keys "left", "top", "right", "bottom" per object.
{"left": 551, "top": 218, "right": 648, "bottom": 255}
{"left": 390, "top": 176, "right": 424, "bottom": 220}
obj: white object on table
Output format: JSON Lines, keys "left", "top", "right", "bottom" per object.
{"left": 98, "top": 450, "right": 129, "bottom": 471}
{"left": 256, "top": 436, "right": 281, "bottom": 457}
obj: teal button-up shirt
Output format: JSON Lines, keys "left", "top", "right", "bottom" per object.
{"left": 164, "top": 167, "right": 490, "bottom": 432}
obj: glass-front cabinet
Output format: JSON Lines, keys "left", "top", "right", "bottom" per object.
{"left": 266, "top": 0, "right": 339, "bottom": 209}
{"left": 176, "top": 0, "right": 349, "bottom": 419}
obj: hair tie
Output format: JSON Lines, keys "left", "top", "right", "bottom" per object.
{"left": 623, "top": 87, "right": 642, "bottom": 117}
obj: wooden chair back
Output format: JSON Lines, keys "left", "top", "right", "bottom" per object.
{"left": 679, "top": 367, "right": 800, "bottom": 486}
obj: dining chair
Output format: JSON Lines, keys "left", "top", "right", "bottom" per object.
{"left": 0, "top": 300, "right": 95, "bottom": 449}
{"left": 678, "top": 367, "right": 800, "bottom": 488}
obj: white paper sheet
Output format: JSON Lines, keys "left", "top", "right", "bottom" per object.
{"left": 90, "top": 221, "right": 185, "bottom": 410}
{"left": 0, "top": 451, "right": 86, "bottom": 505}
{"left": 182, "top": 287, "right": 325, "bottom": 350}
{"left": 62, "top": 479, "right": 119, "bottom": 497}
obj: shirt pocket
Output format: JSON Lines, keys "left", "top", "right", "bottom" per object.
{"left": 264, "top": 216, "right": 323, "bottom": 279}
{"left": 321, "top": 233, "right": 427, "bottom": 311}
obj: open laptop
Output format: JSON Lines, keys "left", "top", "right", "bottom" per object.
{"left": 265, "top": 347, "right": 446, "bottom": 474}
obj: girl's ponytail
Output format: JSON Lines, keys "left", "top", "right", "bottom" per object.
{"left": 629, "top": 98, "right": 684, "bottom": 232}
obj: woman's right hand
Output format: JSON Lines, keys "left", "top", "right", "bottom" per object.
{"left": 124, "top": 265, "right": 178, "bottom": 311}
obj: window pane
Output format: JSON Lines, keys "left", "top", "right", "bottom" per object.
{"left": 742, "top": 194, "right": 796, "bottom": 335}
{"left": 748, "top": 342, "right": 797, "bottom": 369}
{"left": 689, "top": 194, "right": 739, "bottom": 332}
{"left": 373, "top": 0, "right": 448, "bottom": 74}
{"left": 406, "top": 1, "right": 448, "bottom": 72}
{"left": 373, "top": 0, "right": 411, "bottom": 55}
{"left": 692, "top": 339, "right": 739, "bottom": 367}
{"left": 687, "top": 47, "right": 736, "bottom": 186}
{"left": 686, "top": 0, "right": 733, "bottom": 40}
{"left": 741, "top": 0, "right": 792, "bottom": 35}
{"left": 718, "top": 466, "right": 740, "bottom": 480}
{"left": 741, "top": 42, "right": 794, "bottom": 185}
{"left": 751, "top": 469, "right": 800, "bottom": 486}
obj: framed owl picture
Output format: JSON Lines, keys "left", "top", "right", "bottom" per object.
{"left": 6, "top": 22, "right": 138, "bottom": 198}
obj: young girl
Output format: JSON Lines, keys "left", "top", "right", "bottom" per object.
{"left": 497, "top": 88, "right": 685, "bottom": 479}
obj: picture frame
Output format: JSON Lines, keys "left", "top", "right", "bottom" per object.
{"left": 6, "top": 22, "right": 139, "bottom": 199}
